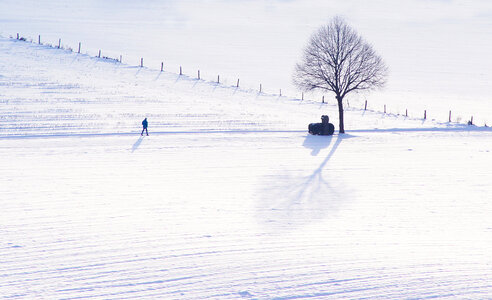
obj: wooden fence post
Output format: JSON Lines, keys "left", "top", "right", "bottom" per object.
{"left": 236, "top": 79, "right": 240, "bottom": 87}
{"left": 120, "top": 55, "right": 122, "bottom": 63}
{"left": 406, "top": 109, "right": 408, "bottom": 117}
{"left": 322, "top": 96, "right": 325, "bottom": 103}
{"left": 161, "top": 62, "right": 163, "bottom": 71}
{"left": 98, "top": 50, "right": 101, "bottom": 58}
{"left": 364, "top": 100, "right": 367, "bottom": 110}
{"left": 140, "top": 58, "right": 143, "bottom": 67}
{"left": 16, "top": 33, "right": 19, "bottom": 39}
{"left": 280, "top": 89, "right": 282, "bottom": 96}
{"left": 384, "top": 105, "right": 386, "bottom": 113}
{"left": 260, "top": 84, "right": 262, "bottom": 93}
{"left": 198, "top": 70, "right": 200, "bottom": 79}
{"left": 38, "top": 35, "right": 41, "bottom": 44}
{"left": 78, "top": 42, "right": 81, "bottom": 53}
{"left": 424, "top": 110, "right": 427, "bottom": 119}
{"left": 58, "top": 39, "right": 61, "bottom": 48}
{"left": 302, "top": 92, "right": 304, "bottom": 100}
{"left": 217, "top": 75, "right": 220, "bottom": 83}
{"left": 180, "top": 66, "right": 182, "bottom": 75}
{"left": 449, "top": 110, "right": 452, "bottom": 122}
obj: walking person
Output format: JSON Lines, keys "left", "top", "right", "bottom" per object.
{"left": 141, "top": 118, "right": 148, "bottom": 136}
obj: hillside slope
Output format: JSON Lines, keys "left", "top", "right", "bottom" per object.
{"left": 1, "top": 37, "right": 466, "bottom": 137}
{"left": 1, "top": 37, "right": 492, "bottom": 299}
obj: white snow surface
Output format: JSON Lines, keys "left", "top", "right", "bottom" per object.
{"left": 1, "top": 37, "right": 492, "bottom": 299}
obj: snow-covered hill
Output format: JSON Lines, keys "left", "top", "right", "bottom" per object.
{"left": 3, "top": 0, "right": 492, "bottom": 126}
{"left": 1, "top": 37, "right": 492, "bottom": 299}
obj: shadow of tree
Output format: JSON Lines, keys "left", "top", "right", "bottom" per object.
{"left": 257, "top": 134, "right": 353, "bottom": 232}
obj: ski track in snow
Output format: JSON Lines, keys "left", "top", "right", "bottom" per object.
{"left": 1, "top": 37, "right": 492, "bottom": 299}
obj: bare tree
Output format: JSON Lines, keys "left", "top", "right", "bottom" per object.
{"left": 294, "top": 17, "right": 387, "bottom": 133}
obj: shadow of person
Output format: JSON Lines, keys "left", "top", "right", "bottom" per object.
{"left": 302, "top": 134, "right": 333, "bottom": 156}
{"left": 132, "top": 136, "right": 144, "bottom": 152}
{"left": 257, "top": 134, "right": 352, "bottom": 232}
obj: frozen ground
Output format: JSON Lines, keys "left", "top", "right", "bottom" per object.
{"left": 1, "top": 37, "right": 492, "bottom": 299}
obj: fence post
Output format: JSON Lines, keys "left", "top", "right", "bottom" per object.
{"left": 260, "top": 84, "right": 262, "bottom": 93}
{"left": 161, "top": 62, "right": 163, "bottom": 71}
{"left": 180, "top": 66, "right": 182, "bottom": 75}
{"left": 364, "top": 100, "right": 367, "bottom": 110}
{"left": 384, "top": 105, "right": 386, "bottom": 113}
{"left": 449, "top": 110, "right": 452, "bottom": 122}
{"left": 16, "top": 33, "right": 19, "bottom": 39}
{"left": 120, "top": 55, "right": 122, "bottom": 63}
{"left": 217, "top": 75, "right": 220, "bottom": 83}
{"left": 280, "top": 89, "right": 282, "bottom": 96}
{"left": 236, "top": 79, "right": 239, "bottom": 87}
{"left": 58, "top": 39, "right": 61, "bottom": 48}
{"left": 424, "top": 110, "right": 427, "bottom": 119}
{"left": 302, "top": 92, "right": 304, "bottom": 100}
{"left": 78, "top": 42, "right": 81, "bottom": 53}
{"left": 140, "top": 58, "right": 143, "bottom": 67}
{"left": 98, "top": 50, "right": 101, "bottom": 58}
{"left": 38, "top": 35, "right": 41, "bottom": 44}
{"left": 406, "top": 109, "right": 408, "bottom": 117}
{"left": 198, "top": 70, "right": 200, "bottom": 79}
{"left": 322, "top": 96, "right": 325, "bottom": 103}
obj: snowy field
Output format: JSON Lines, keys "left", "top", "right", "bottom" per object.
{"left": 2, "top": 31, "right": 492, "bottom": 299}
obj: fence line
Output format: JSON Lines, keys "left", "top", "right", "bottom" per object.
{"left": 10, "top": 32, "right": 485, "bottom": 126}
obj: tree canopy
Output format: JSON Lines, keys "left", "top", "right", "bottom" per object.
{"left": 294, "top": 17, "right": 387, "bottom": 133}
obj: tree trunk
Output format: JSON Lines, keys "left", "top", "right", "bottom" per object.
{"left": 336, "top": 95, "right": 345, "bottom": 133}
